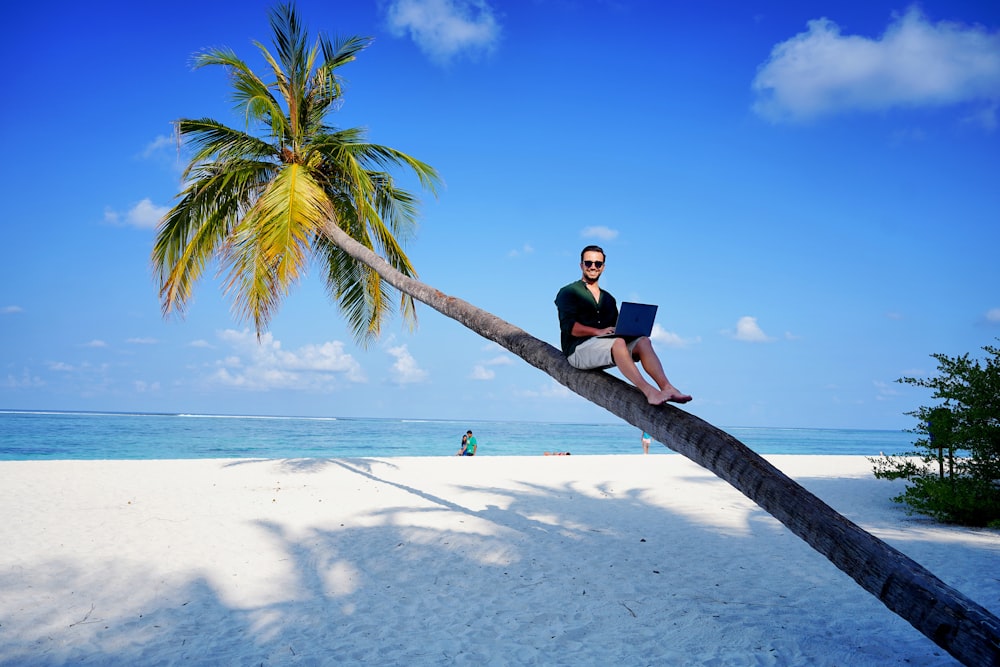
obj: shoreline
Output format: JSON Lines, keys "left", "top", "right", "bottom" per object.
{"left": 2, "top": 455, "right": 995, "bottom": 665}
{"left": 1, "top": 412, "right": 918, "bottom": 460}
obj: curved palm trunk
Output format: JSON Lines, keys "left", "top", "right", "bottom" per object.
{"left": 323, "top": 222, "right": 1000, "bottom": 666}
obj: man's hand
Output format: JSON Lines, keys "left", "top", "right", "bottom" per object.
{"left": 571, "top": 322, "right": 614, "bottom": 338}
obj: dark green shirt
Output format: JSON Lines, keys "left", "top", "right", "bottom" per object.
{"left": 554, "top": 280, "right": 619, "bottom": 356}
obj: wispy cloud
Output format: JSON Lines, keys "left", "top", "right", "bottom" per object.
{"left": 386, "top": 343, "right": 428, "bottom": 384}
{"left": 470, "top": 365, "right": 495, "bottom": 380}
{"left": 385, "top": 0, "right": 501, "bottom": 65}
{"left": 508, "top": 243, "right": 534, "bottom": 257}
{"left": 208, "top": 329, "right": 366, "bottom": 390}
{"left": 581, "top": 225, "right": 618, "bottom": 241}
{"left": 1, "top": 305, "right": 23, "bottom": 315}
{"left": 985, "top": 307, "right": 1000, "bottom": 325}
{"left": 126, "top": 337, "right": 158, "bottom": 345}
{"left": 46, "top": 361, "right": 76, "bottom": 372}
{"left": 727, "top": 316, "right": 774, "bottom": 343}
{"left": 470, "top": 352, "right": 513, "bottom": 380}
{"left": 651, "top": 324, "right": 700, "bottom": 348}
{"left": 874, "top": 379, "right": 900, "bottom": 401}
{"left": 962, "top": 102, "right": 999, "bottom": 131}
{"left": 133, "top": 380, "right": 161, "bottom": 393}
{"left": 516, "top": 380, "right": 576, "bottom": 400}
{"left": 5, "top": 369, "right": 44, "bottom": 388}
{"left": 752, "top": 6, "right": 1000, "bottom": 125}
{"left": 104, "top": 198, "right": 170, "bottom": 230}
{"left": 140, "top": 134, "right": 175, "bottom": 159}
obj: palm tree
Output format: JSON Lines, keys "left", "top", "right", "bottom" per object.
{"left": 152, "top": 6, "right": 439, "bottom": 345}
{"left": 152, "top": 5, "right": 999, "bottom": 665}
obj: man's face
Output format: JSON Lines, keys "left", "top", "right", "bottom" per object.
{"left": 580, "top": 251, "right": 606, "bottom": 281}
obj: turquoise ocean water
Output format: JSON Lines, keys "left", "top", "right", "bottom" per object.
{"left": 0, "top": 410, "right": 916, "bottom": 460}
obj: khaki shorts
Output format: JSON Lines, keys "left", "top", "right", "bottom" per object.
{"left": 567, "top": 337, "right": 640, "bottom": 370}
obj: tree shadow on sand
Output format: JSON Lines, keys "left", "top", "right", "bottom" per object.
{"left": 2, "top": 458, "right": 994, "bottom": 666}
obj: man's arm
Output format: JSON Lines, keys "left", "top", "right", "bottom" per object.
{"left": 571, "top": 322, "right": 614, "bottom": 337}
{"left": 555, "top": 286, "right": 581, "bottom": 337}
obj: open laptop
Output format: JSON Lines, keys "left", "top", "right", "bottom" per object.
{"left": 597, "top": 301, "right": 658, "bottom": 338}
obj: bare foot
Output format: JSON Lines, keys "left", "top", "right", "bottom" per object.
{"left": 647, "top": 386, "right": 692, "bottom": 404}
{"left": 641, "top": 386, "right": 692, "bottom": 405}
{"left": 641, "top": 387, "right": 668, "bottom": 405}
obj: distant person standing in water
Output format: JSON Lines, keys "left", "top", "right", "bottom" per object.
{"left": 641, "top": 431, "right": 653, "bottom": 455}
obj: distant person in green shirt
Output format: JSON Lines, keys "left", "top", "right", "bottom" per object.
{"left": 641, "top": 431, "right": 653, "bottom": 454}
{"left": 457, "top": 430, "right": 477, "bottom": 456}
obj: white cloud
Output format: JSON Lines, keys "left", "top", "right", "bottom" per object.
{"left": 986, "top": 307, "right": 1000, "bottom": 324}
{"left": 188, "top": 339, "right": 213, "bottom": 348}
{"left": 5, "top": 369, "right": 44, "bottom": 388}
{"left": 127, "top": 199, "right": 170, "bottom": 229}
{"left": 47, "top": 361, "right": 75, "bottom": 372}
{"left": 508, "top": 243, "right": 534, "bottom": 257}
{"left": 105, "top": 198, "right": 171, "bottom": 230}
{"left": 581, "top": 225, "right": 618, "bottom": 241}
{"left": 484, "top": 354, "right": 513, "bottom": 366}
{"left": 470, "top": 352, "right": 513, "bottom": 380}
{"left": 141, "top": 134, "right": 174, "bottom": 159}
{"left": 874, "top": 379, "right": 899, "bottom": 401}
{"left": 385, "top": 0, "right": 501, "bottom": 65}
{"left": 386, "top": 343, "right": 428, "bottom": 384}
{"left": 729, "top": 316, "right": 774, "bottom": 343}
{"left": 752, "top": 7, "right": 1000, "bottom": 123}
{"left": 208, "top": 329, "right": 366, "bottom": 390}
{"left": 470, "top": 365, "right": 494, "bottom": 380}
{"left": 133, "top": 380, "right": 161, "bottom": 393}
{"left": 83, "top": 340, "right": 108, "bottom": 348}
{"left": 1, "top": 305, "right": 23, "bottom": 315}
{"left": 962, "top": 101, "right": 999, "bottom": 131}
{"left": 516, "top": 380, "right": 575, "bottom": 399}
{"left": 651, "top": 324, "right": 700, "bottom": 348}
{"left": 126, "top": 337, "right": 158, "bottom": 345}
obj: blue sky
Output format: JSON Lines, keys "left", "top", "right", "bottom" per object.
{"left": 2, "top": 0, "right": 998, "bottom": 429}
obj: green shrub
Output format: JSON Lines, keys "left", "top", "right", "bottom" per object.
{"left": 870, "top": 341, "right": 1000, "bottom": 528}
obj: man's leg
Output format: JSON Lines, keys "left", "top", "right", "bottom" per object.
{"left": 612, "top": 337, "right": 691, "bottom": 404}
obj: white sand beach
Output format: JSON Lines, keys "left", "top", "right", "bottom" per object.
{"left": 1, "top": 455, "right": 997, "bottom": 666}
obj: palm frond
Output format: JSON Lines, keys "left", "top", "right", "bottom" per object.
{"left": 219, "top": 164, "right": 329, "bottom": 330}
{"left": 301, "top": 35, "right": 373, "bottom": 133}
{"left": 177, "top": 119, "right": 278, "bottom": 172}
{"left": 321, "top": 34, "right": 372, "bottom": 69}
{"left": 153, "top": 161, "right": 278, "bottom": 316}
{"left": 316, "top": 231, "right": 400, "bottom": 347}
{"left": 194, "top": 49, "right": 286, "bottom": 135}
{"left": 312, "top": 131, "right": 441, "bottom": 195}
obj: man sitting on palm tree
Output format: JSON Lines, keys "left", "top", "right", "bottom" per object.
{"left": 555, "top": 245, "right": 691, "bottom": 406}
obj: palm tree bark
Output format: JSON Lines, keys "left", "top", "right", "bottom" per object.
{"left": 322, "top": 222, "right": 1000, "bottom": 667}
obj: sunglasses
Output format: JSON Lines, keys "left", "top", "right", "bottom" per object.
{"left": 583, "top": 260, "right": 604, "bottom": 268}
